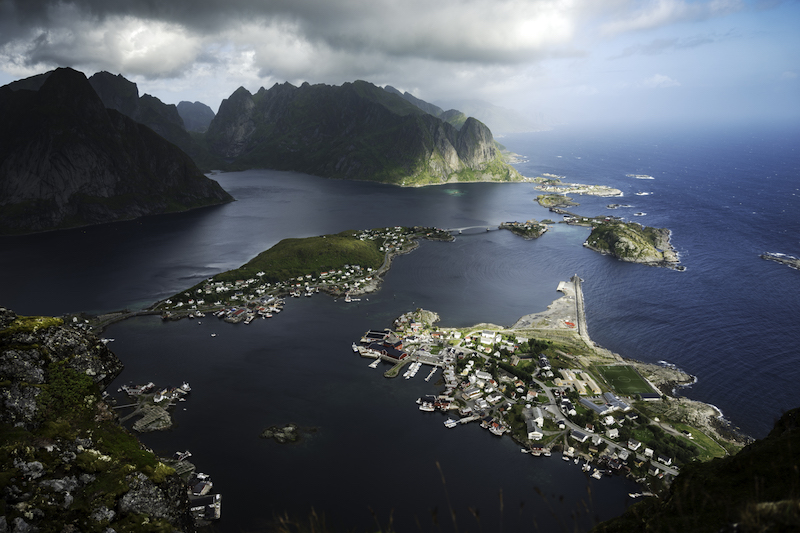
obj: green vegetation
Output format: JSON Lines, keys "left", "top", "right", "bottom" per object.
{"left": 594, "top": 408, "right": 800, "bottom": 533}
{"left": 0, "top": 315, "right": 63, "bottom": 336}
{"left": 1, "top": 311, "right": 185, "bottom": 531}
{"left": 499, "top": 219, "right": 548, "bottom": 239}
{"left": 597, "top": 365, "right": 658, "bottom": 396}
{"left": 670, "top": 422, "right": 728, "bottom": 461}
{"left": 535, "top": 194, "right": 578, "bottom": 208}
{"left": 585, "top": 222, "right": 672, "bottom": 263}
{"left": 213, "top": 230, "right": 384, "bottom": 284}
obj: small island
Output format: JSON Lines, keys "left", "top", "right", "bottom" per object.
{"left": 760, "top": 252, "right": 800, "bottom": 270}
{"left": 584, "top": 221, "right": 682, "bottom": 270}
{"left": 535, "top": 194, "right": 579, "bottom": 208}
{"left": 499, "top": 220, "right": 549, "bottom": 239}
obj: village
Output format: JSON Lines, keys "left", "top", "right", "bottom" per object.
{"left": 154, "top": 226, "right": 452, "bottom": 325}
{"left": 352, "top": 278, "right": 734, "bottom": 494}
{"left": 533, "top": 175, "right": 623, "bottom": 197}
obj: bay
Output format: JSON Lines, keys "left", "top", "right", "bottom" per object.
{"left": 2, "top": 121, "right": 799, "bottom": 531}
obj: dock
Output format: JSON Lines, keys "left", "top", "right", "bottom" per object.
{"left": 424, "top": 367, "right": 438, "bottom": 381}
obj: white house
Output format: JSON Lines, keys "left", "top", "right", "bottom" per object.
{"left": 526, "top": 420, "right": 544, "bottom": 441}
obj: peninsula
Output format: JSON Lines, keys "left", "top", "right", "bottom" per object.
{"left": 353, "top": 277, "right": 747, "bottom": 495}
{"left": 149, "top": 226, "right": 453, "bottom": 323}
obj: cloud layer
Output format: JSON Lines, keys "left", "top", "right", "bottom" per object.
{"left": 1, "top": 0, "right": 797, "bottom": 124}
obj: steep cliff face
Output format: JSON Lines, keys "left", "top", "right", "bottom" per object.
{"left": 88, "top": 71, "right": 223, "bottom": 170}
{"left": 0, "top": 68, "right": 232, "bottom": 235}
{"left": 0, "top": 307, "right": 194, "bottom": 532}
{"left": 205, "top": 80, "right": 519, "bottom": 185}
{"left": 177, "top": 101, "right": 215, "bottom": 133}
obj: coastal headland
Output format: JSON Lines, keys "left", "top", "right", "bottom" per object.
{"left": 354, "top": 276, "right": 748, "bottom": 495}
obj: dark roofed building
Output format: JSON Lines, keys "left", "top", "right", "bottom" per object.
{"left": 368, "top": 342, "right": 407, "bottom": 360}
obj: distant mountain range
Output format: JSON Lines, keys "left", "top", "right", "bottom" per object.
{"left": 0, "top": 68, "right": 523, "bottom": 233}
{"left": 177, "top": 101, "right": 215, "bottom": 133}
{"left": 0, "top": 68, "right": 232, "bottom": 234}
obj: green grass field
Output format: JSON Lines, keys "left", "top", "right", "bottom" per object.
{"left": 597, "top": 365, "right": 658, "bottom": 396}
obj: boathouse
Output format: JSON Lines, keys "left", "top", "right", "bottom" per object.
{"left": 367, "top": 342, "right": 406, "bottom": 360}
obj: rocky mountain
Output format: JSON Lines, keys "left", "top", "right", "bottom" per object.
{"left": 593, "top": 407, "right": 800, "bottom": 533}
{"left": 177, "top": 101, "right": 216, "bottom": 133}
{"left": 0, "top": 67, "right": 233, "bottom": 235}
{"left": 0, "top": 307, "right": 194, "bottom": 532}
{"left": 87, "top": 72, "right": 223, "bottom": 169}
{"left": 383, "top": 85, "right": 468, "bottom": 129}
{"left": 204, "top": 80, "right": 520, "bottom": 185}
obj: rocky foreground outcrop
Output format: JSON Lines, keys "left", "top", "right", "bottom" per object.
{"left": 204, "top": 80, "right": 520, "bottom": 185}
{"left": 0, "top": 308, "right": 194, "bottom": 532}
{"left": 0, "top": 67, "right": 232, "bottom": 235}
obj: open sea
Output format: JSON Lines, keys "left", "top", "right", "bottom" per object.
{"left": 1, "top": 121, "right": 798, "bottom": 532}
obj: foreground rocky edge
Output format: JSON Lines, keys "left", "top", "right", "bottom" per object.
{"left": 0, "top": 308, "right": 194, "bottom": 532}
{"left": 593, "top": 406, "right": 800, "bottom": 533}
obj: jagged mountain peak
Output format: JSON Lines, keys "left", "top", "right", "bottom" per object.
{"left": 204, "top": 79, "right": 519, "bottom": 185}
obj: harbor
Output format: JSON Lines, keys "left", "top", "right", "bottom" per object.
{"left": 115, "top": 383, "right": 224, "bottom": 523}
{"left": 351, "top": 278, "right": 698, "bottom": 493}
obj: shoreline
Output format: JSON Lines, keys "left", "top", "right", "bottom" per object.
{"left": 438, "top": 278, "right": 750, "bottom": 451}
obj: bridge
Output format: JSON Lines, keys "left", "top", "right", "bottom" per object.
{"left": 444, "top": 225, "right": 499, "bottom": 234}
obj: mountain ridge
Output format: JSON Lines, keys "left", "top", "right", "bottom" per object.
{"left": 0, "top": 67, "right": 232, "bottom": 235}
{"left": 205, "top": 79, "right": 520, "bottom": 185}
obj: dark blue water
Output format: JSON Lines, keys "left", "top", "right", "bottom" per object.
{"left": 2, "top": 121, "right": 798, "bottom": 531}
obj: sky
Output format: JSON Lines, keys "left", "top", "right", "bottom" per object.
{"left": 0, "top": 0, "right": 798, "bottom": 126}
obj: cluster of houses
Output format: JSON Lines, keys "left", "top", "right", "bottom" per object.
{"left": 363, "top": 329, "right": 407, "bottom": 361}
{"left": 160, "top": 226, "right": 453, "bottom": 319}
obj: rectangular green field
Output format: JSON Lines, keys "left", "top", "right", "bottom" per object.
{"left": 597, "top": 365, "right": 658, "bottom": 396}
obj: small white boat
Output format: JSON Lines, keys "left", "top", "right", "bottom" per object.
{"left": 444, "top": 419, "right": 458, "bottom": 428}
{"left": 591, "top": 469, "right": 602, "bottom": 479}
